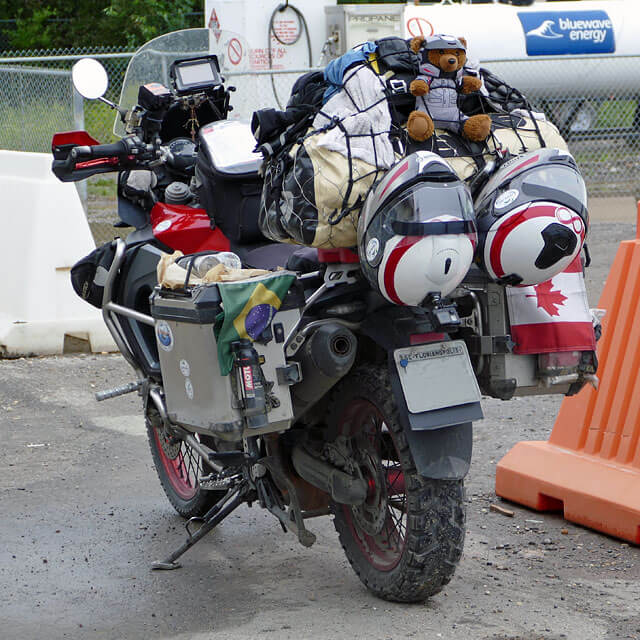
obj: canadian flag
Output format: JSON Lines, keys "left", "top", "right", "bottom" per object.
{"left": 506, "top": 256, "right": 596, "bottom": 355}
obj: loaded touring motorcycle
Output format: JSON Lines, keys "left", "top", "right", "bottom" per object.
{"left": 53, "top": 28, "right": 596, "bottom": 602}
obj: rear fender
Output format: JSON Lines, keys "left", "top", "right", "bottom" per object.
{"left": 389, "top": 361, "right": 474, "bottom": 480}
{"left": 359, "top": 307, "right": 479, "bottom": 480}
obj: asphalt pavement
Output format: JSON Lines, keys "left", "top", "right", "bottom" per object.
{"left": 1, "top": 216, "right": 639, "bottom": 640}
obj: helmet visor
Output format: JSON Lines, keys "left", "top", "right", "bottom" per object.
{"left": 382, "top": 182, "right": 476, "bottom": 236}
{"left": 520, "top": 166, "right": 588, "bottom": 221}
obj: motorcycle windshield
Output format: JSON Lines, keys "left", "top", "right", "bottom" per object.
{"left": 114, "top": 28, "right": 211, "bottom": 137}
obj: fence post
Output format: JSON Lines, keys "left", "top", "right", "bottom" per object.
{"left": 72, "top": 84, "right": 88, "bottom": 213}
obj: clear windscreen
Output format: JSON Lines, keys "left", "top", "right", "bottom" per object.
{"left": 114, "top": 28, "right": 211, "bottom": 137}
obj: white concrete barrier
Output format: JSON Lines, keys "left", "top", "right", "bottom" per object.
{"left": 0, "top": 150, "right": 116, "bottom": 356}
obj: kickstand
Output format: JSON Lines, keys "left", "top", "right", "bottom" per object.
{"left": 152, "top": 482, "right": 249, "bottom": 570}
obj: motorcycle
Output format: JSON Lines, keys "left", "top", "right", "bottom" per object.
{"left": 52, "top": 28, "right": 596, "bottom": 602}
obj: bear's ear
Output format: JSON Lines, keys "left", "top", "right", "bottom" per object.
{"left": 410, "top": 36, "right": 425, "bottom": 54}
{"left": 458, "top": 36, "right": 468, "bottom": 49}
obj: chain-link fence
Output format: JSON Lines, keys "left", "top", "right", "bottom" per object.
{"left": 0, "top": 47, "right": 133, "bottom": 244}
{"left": 486, "top": 55, "right": 640, "bottom": 199}
{"left": 0, "top": 46, "right": 639, "bottom": 245}
{"left": 226, "top": 55, "right": 640, "bottom": 200}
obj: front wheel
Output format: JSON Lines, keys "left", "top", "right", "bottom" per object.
{"left": 146, "top": 414, "right": 227, "bottom": 519}
{"left": 328, "top": 365, "right": 466, "bottom": 602}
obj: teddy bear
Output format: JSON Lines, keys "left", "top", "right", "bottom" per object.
{"left": 406, "top": 34, "right": 492, "bottom": 144}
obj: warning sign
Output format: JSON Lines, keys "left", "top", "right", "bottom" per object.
{"left": 272, "top": 15, "right": 301, "bottom": 45}
{"left": 407, "top": 16, "right": 434, "bottom": 38}
{"left": 228, "top": 38, "right": 243, "bottom": 66}
{"left": 208, "top": 8, "right": 219, "bottom": 30}
{"left": 208, "top": 8, "right": 221, "bottom": 42}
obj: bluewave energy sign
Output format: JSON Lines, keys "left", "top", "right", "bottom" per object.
{"left": 518, "top": 10, "right": 615, "bottom": 56}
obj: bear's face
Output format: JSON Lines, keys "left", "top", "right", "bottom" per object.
{"left": 427, "top": 47, "right": 466, "bottom": 73}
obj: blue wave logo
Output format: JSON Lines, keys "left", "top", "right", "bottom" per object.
{"left": 526, "top": 20, "right": 563, "bottom": 39}
{"left": 518, "top": 11, "right": 615, "bottom": 56}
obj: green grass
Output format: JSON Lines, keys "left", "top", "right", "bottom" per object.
{"left": 87, "top": 175, "right": 117, "bottom": 198}
{"left": 84, "top": 100, "right": 120, "bottom": 143}
{"left": 596, "top": 99, "right": 636, "bottom": 129}
{"left": 0, "top": 101, "right": 73, "bottom": 152}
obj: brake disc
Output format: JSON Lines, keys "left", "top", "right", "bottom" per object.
{"left": 159, "top": 429, "right": 182, "bottom": 460}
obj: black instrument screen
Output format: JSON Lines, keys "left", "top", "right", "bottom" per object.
{"left": 171, "top": 56, "right": 221, "bottom": 95}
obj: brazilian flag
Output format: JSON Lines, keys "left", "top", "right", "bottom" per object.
{"left": 214, "top": 272, "right": 296, "bottom": 375}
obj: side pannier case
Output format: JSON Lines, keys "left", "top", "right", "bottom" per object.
{"left": 150, "top": 280, "right": 302, "bottom": 440}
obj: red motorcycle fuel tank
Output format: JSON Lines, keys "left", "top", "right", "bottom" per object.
{"left": 150, "top": 202, "right": 230, "bottom": 254}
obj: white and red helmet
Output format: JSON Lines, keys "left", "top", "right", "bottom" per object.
{"left": 475, "top": 148, "right": 588, "bottom": 286}
{"left": 358, "top": 152, "right": 477, "bottom": 305}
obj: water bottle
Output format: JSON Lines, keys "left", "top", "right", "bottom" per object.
{"left": 178, "top": 252, "right": 242, "bottom": 278}
{"left": 231, "top": 340, "right": 268, "bottom": 430}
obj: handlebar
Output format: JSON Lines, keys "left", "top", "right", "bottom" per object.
{"left": 63, "top": 136, "right": 157, "bottom": 172}
{"left": 73, "top": 139, "right": 131, "bottom": 159}
{"left": 52, "top": 133, "right": 159, "bottom": 182}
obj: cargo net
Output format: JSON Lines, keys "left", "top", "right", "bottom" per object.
{"left": 255, "top": 41, "right": 565, "bottom": 249}
{"left": 258, "top": 60, "right": 402, "bottom": 249}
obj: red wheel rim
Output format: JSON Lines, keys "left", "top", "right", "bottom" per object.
{"left": 152, "top": 426, "right": 201, "bottom": 500}
{"left": 338, "top": 398, "right": 407, "bottom": 572}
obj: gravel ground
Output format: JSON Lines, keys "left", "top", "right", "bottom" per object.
{"left": 1, "top": 222, "right": 638, "bottom": 640}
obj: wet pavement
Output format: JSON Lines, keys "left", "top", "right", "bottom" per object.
{"left": 1, "top": 221, "right": 639, "bottom": 640}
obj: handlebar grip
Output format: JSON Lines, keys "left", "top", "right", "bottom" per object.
{"left": 85, "top": 140, "right": 130, "bottom": 158}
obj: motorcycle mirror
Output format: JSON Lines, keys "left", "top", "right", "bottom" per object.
{"left": 72, "top": 58, "right": 109, "bottom": 100}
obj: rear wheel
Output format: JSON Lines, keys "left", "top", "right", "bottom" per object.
{"left": 328, "top": 365, "right": 466, "bottom": 602}
{"left": 146, "top": 415, "right": 227, "bottom": 518}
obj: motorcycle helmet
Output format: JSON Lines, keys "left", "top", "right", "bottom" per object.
{"left": 358, "top": 151, "right": 477, "bottom": 306}
{"left": 474, "top": 148, "right": 588, "bottom": 285}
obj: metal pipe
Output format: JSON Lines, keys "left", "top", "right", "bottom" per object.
{"left": 286, "top": 317, "right": 361, "bottom": 357}
{"left": 101, "top": 239, "right": 143, "bottom": 377}
{"left": 0, "top": 53, "right": 134, "bottom": 63}
{"left": 103, "top": 301, "right": 155, "bottom": 326}
{"left": 0, "top": 66, "right": 71, "bottom": 76}
{"left": 466, "top": 289, "right": 485, "bottom": 376}
{"left": 184, "top": 433, "right": 224, "bottom": 474}
{"left": 291, "top": 446, "right": 366, "bottom": 506}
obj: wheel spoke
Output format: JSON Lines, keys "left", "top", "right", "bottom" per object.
{"left": 153, "top": 426, "right": 201, "bottom": 500}
{"left": 339, "top": 398, "right": 409, "bottom": 571}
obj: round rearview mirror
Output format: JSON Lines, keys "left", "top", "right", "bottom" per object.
{"left": 72, "top": 58, "right": 109, "bottom": 100}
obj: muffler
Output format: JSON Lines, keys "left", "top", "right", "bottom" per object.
{"left": 291, "top": 446, "right": 367, "bottom": 505}
{"left": 290, "top": 323, "right": 357, "bottom": 415}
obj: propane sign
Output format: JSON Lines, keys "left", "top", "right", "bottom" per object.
{"left": 518, "top": 11, "right": 615, "bottom": 56}
{"left": 205, "top": 0, "right": 329, "bottom": 73}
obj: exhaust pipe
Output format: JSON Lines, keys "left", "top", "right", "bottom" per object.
{"left": 291, "top": 446, "right": 367, "bottom": 505}
{"left": 291, "top": 323, "right": 357, "bottom": 415}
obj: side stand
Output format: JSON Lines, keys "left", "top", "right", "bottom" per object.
{"left": 151, "top": 481, "right": 250, "bottom": 570}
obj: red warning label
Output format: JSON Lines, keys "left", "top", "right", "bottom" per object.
{"left": 407, "top": 16, "right": 434, "bottom": 38}
{"left": 228, "top": 38, "right": 243, "bottom": 66}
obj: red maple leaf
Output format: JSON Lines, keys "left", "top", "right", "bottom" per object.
{"left": 526, "top": 280, "right": 567, "bottom": 316}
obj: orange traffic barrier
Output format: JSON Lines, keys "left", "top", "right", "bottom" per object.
{"left": 495, "top": 204, "right": 640, "bottom": 544}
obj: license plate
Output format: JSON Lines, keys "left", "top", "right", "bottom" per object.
{"left": 394, "top": 341, "right": 481, "bottom": 414}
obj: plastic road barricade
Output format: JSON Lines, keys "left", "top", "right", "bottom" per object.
{"left": 0, "top": 150, "right": 115, "bottom": 356}
{"left": 496, "top": 204, "right": 640, "bottom": 544}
